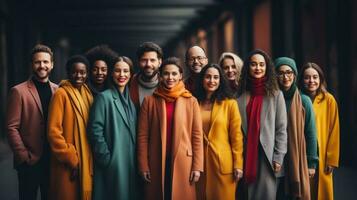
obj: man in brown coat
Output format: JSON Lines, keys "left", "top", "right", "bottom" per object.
{"left": 6, "top": 44, "right": 58, "bottom": 200}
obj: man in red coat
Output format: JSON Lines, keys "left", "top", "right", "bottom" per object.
{"left": 129, "top": 42, "right": 163, "bottom": 110}
{"left": 6, "top": 44, "right": 58, "bottom": 200}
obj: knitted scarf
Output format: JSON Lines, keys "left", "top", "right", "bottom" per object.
{"left": 153, "top": 81, "right": 192, "bottom": 102}
{"left": 244, "top": 77, "right": 266, "bottom": 184}
{"left": 285, "top": 89, "right": 310, "bottom": 199}
{"left": 60, "top": 80, "right": 93, "bottom": 200}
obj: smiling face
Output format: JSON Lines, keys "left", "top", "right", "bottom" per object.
{"left": 90, "top": 60, "right": 108, "bottom": 86}
{"left": 222, "top": 57, "right": 237, "bottom": 81}
{"left": 186, "top": 46, "right": 208, "bottom": 74}
{"left": 112, "top": 61, "right": 131, "bottom": 93}
{"left": 32, "top": 52, "right": 54, "bottom": 82}
{"left": 277, "top": 65, "right": 295, "bottom": 91}
{"left": 160, "top": 64, "right": 182, "bottom": 89}
{"left": 69, "top": 62, "right": 87, "bottom": 89}
{"left": 139, "top": 51, "right": 162, "bottom": 79}
{"left": 249, "top": 54, "right": 266, "bottom": 79}
{"left": 303, "top": 67, "right": 320, "bottom": 95}
{"left": 203, "top": 67, "right": 220, "bottom": 98}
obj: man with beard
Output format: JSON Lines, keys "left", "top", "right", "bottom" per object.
{"left": 184, "top": 45, "right": 208, "bottom": 94}
{"left": 130, "top": 42, "right": 163, "bottom": 109}
{"left": 85, "top": 45, "right": 118, "bottom": 96}
{"left": 6, "top": 44, "right": 58, "bottom": 200}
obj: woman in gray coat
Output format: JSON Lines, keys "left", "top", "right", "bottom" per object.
{"left": 237, "top": 49, "right": 287, "bottom": 200}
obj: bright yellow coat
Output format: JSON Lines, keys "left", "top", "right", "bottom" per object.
{"left": 311, "top": 92, "right": 340, "bottom": 200}
{"left": 198, "top": 99, "right": 244, "bottom": 200}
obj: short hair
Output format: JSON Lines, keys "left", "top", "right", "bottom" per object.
{"left": 218, "top": 52, "right": 244, "bottom": 84}
{"left": 65, "top": 55, "right": 90, "bottom": 75}
{"left": 195, "top": 63, "right": 234, "bottom": 103}
{"left": 238, "top": 49, "right": 279, "bottom": 96}
{"left": 85, "top": 45, "right": 118, "bottom": 70}
{"left": 30, "top": 44, "right": 54, "bottom": 62}
{"left": 184, "top": 45, "right": 207, "bottom": 61}
{"left": 159, "top": 57, "right": 183, "bottom": 75}
{"left": 298, "top": 62, "right": 328, "bottom": 102}
{"left": 136, "top": 42, "right": 163, "bottom": 60}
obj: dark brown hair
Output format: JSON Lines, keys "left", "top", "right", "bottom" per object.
{"left": 31, "top": 44, "right": 54, "bottom": 62}
{"left": 298, "top": 62, "right": 327, "bottom": 102}
{"left": 159, "top": 57, "right": 183, "bottom": 74}
{"left": 136, "top": 42, "right": 163, "bottom": 60}
{"left": 238, "top": 49, "right": 279, "bottom": 96}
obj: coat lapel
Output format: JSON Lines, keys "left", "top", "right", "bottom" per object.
{"left": 172, "top": 97, "right": 184, "bottom": 160}
{"left": 239, "top": 93, "right": 248, "bottom": 135}
{"left": 208, "top": 101, "right": 222, "bottom": 138}
{"left": 27, "top": 80, "right": 43, "bottom": 116}
{"left": 112, "top": 89, "right": 131, "bottom": 131}
{"left": 260, "top": 96, "right": 268, "bottom": 129}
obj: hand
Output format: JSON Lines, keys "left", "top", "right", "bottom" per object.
{"left": 273, "top": 161, "right": 282, "bottom": 173}
{"left": 325, "top": 165, "right": 335, "bottom": 174}
{"left": 140, "top": 171, "right": 151, "bottom": 183}
{"left": 234, "top": 169, "right": 243, "bottom": 182}
{"left": 70, "top": 167, "right": 79, "bottom": 181}
{"left": 190, "top": 170, "right": 200, "bottom": 184}
{"left": 308, "top": 168, "right": 316, "bottom": 178}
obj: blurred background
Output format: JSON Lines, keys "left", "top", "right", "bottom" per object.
{"left": 0, "top": 0, "right": 356, "bottom": 199}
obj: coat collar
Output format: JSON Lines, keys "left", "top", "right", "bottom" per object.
{"left": 205, "top": 100, "right": 223, "bottom": 138}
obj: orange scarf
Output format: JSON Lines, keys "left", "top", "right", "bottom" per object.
{"left": 153, "top": 81, "right": 192, "bottom": 102}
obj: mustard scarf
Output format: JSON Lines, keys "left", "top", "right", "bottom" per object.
{"left": 60, "top": 80, "right": 93, "bottom": 200}
{"left": 153, "top": 81, "right": 192, "bottom": 102}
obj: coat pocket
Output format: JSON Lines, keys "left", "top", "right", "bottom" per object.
{"left": 187, "top": 149, "right": 193, "bottom": 157}
{"left": 218, "top": 150, "right": 233, "bottom": 174}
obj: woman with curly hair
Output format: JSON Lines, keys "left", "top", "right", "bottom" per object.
{"left": 299, "top": 62, "right": 340, "bottom": 200}
{"left": 238, "top": 49, "right": 287, "bottom": 200}
{"left": 194, "top": 64, "right": 243, "bottom": 200}
{"left": 218, "top": 52, "right": 244, "bottom": 96}
{"left": 85, "top": 45, "right": 118, "bottom": 96}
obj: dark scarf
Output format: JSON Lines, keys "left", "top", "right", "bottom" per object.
{"left": 244, "top": 77, "right": 266, "bottom": 184}
{"left": 282, "top": 83, "right": 297, "bottom": 100}
{"left": 117, "top": 86, "right": 136, "bottom": 124}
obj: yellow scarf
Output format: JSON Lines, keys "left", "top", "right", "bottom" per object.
{"left": 60, "top": 80, "right": 93, "bottom": 200}
{"left": 153, "top": 81, "right": 192, "bottom": 102}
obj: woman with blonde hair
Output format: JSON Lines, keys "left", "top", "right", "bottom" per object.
{"left": 218, "top": 52, "right": 244, "bottom": 95}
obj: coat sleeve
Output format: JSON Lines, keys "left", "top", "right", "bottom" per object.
{"left": 87, "top": 94, "right": 111, "bottom": 168}
{"left": 302, "top": 95, "right": 319, "bottom": 169}
{"left": 229, "top": 100, "right": 244, "bottom": 170}
{"left": 272, "top": 92, "right": 288, "bottom": 165}
{"left": 191, "top": 98, "right": 204, "bottom": 172}
{"left": 47, "top": 90, "right": 79, "bottom": 169}
{"left": 6, "top": 87, "right": 30, "bottom": 163}
{"left": 137, "top": 97, "right": 150, "bottom": 172}
{"left": 326, "top": 95, "right": 340, "bottom": 168}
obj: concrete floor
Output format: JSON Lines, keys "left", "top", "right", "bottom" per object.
{"left": 0, "top": 139, "right": 356, "bottom": 200}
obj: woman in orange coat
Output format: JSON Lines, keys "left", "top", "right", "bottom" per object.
{"left": 47, "top": 55, "right": 93, "bottom": 200}
{"left": 194, "top": 64, "right": 244, "bottom": 200}
{"left": 137, "top": 57, "right": 203, "bottom": 200}
{"left": 299, "top": 63, "right": 340, "bottom": 200}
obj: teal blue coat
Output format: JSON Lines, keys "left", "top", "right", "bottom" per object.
{"left": 88, "top": 87, "right": 138, "bottom": 200}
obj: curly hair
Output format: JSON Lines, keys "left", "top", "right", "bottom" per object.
{"left": 298, "top": 62, "right": 327, "bottom": 102}
{"left": 85, "top": 44, "right": 118, "bottom": 70}
{"left": 238, "top": 49, "right": 279, "bottom": 96}
{"left": 195, "top": 63, "right": 234, "bottom": 103}
{"left": 65, "top": 55, "right": 90, "bottom": 76}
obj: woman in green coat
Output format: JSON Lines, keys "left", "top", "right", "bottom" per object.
{"left": 88, "top": 56, "right": 138, "bottom": 200}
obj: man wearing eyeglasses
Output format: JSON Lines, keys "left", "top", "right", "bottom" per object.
{"left": 184, "top": 45, "right": 208, "bottom": 94}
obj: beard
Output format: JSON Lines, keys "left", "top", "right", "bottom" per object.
{"left": 33, "top": 69, "right": 50, "bottom": 81}
{"left": 141, "top": 69, "right": 159, "bottom": 81}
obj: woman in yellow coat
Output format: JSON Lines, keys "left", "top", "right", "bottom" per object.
{"left": 47, "top": 55, "right": 93, "bottom": 200}
{"left": 194, "top": 64, "right": 244, "bottom": 200}
{"left": 299, "top": 62, "right": 340, "bottom": 200}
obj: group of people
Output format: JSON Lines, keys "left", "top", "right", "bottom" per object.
{"left": 6, "top": 42, "right": 340, "bottom": 200}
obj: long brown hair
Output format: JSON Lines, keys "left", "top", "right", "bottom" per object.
{"left": 238, "top": 49, "right": 279, "bottom": 96}
{"left": 298, "top": 62, "right": 327, "bottom": 102}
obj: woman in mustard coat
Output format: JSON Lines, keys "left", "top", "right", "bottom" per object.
{"left": 299, "top": 62, "right": 340, "bottom": 200}
{"left": 137, "top": 57, "right": 203, "bottom": 200}
{"left": 194, "top": 64, "right": 244, "bottom": 200}
{"left": 47, "top": 55, "right": 93, "bottom": 200}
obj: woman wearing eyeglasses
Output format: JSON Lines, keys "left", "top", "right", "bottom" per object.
{"left": 275, "top": 57, "right": 318, "bottom": 200}
{"left": 299, "top": 63, "right": 340, "bottom": 200}
{"left": 237, "top": 49, "right": 287, "bottom": 200}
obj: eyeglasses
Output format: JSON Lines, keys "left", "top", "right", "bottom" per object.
{"left": 188, "top": 56, "right": 207, "bottom": 63}
{"left": 277, "top": 70, "right": 294, "bottom": 78}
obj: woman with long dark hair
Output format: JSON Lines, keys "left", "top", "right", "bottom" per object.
{"left": 299, "top": 62, "right": 340, "bottom": 200}
{"left": 238, "top": 49, "right": 287, "bottom": 200}
{"left": 195, "top": 64, "right": 243, "bottom": 200}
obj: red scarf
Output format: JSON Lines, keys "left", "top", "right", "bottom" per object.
{"left": 244, "top": 77, "right": 266, "bottom": 184}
